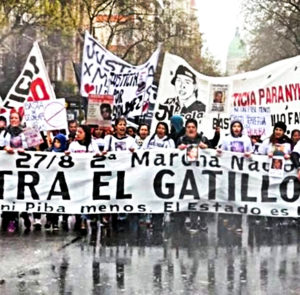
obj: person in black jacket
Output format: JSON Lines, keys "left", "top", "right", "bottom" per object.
{"left": 176, "top": 118, "right": 211, "bottom": 231}
{"left": 291, "top": 140, "right": 300, "bottom": 180}
{"left": 177, "top": 118, "right": 210, "bottom": 149}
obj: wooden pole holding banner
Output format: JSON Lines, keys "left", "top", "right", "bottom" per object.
{"left": 72, "top": 60, "right": 84, "bottom": 124}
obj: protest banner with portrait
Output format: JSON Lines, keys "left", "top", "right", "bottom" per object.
{"left": 152, "top": 53, "right": 300, "bottom": 139}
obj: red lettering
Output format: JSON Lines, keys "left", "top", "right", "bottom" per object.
{"left": 258, "top": 88, "right": 265, "bottom": 105}
{"left": 266, "top": 87, "right": 272, "bottom": 104}
{"left": 271, "top": 86, "right": 277, "bottom": 103}
{"left": 241, "top": 92, "right": 249, "bottom": 106}
{"left": 28, "top": 78, "right": 50, "bottom": 101}
{"left": 250, "top": 91, "right": 257, "bottom": 105}
{"left": 278, "top": 86, "right": 284, "bottom": 103}
{"left": 232, "top": 93, "right": 239, "bottom": 106}
{"left": 285, "top": 84, "right": 293, "bottom": 102}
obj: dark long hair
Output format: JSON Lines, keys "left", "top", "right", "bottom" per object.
{"left": 155, "top": 122, "right": 169, "bottom": 136}
{"left": 146, "top": 122, "right": 170, "bottom": 148}
{"left": 78, "top": 125, "right": 92, "bottom": 152}
{"left": 230, "top": 120, "right": 243, "bottom": 137}
{"left": 137, "top": 123, "right": 150, "bottom": 137}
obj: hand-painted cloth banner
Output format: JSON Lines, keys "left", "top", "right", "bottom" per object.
{"left": 152, "top": 53, "right": 300, "bottom": 138}
{"left": 2, "top": 42, "right": 56, "bottom": 111}
{"left": 0, "top": 149, "right": 299, "bottom": 217}
{"left": 80, "top": 31, "right": 160, "bottom": 118}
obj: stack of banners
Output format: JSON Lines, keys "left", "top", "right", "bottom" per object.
{"left": 152, "top": 53, "right": 300, "bottom": 138}
{"left": 0, "top": 149, "right": 300, "bottom": 217}
{"left": 1, "top": 42, "right": 56, "bottom": 111}
{"left": 80, "top": 31, "right": 160, "bottom": 119}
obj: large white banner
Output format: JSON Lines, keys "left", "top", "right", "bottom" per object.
{"left": 0, "top": 150, "right": 299, "bottom": 217}
{"left": 80, "top": 31, "right": 160, "bottom": 118}
{"left": 152, "top": 53, "right": 300, "bottom": 138}
{"left": 2, "top": 42, "right": 56, "bottom": 111}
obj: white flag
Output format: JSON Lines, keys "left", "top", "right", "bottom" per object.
{"left": 2, "top": 42, "right": 56, "bottom": 110}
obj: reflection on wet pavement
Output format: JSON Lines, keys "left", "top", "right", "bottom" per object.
{"left": 0, "top": 215, "right": 300, "bottom": 294}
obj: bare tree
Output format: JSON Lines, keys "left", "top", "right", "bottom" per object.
{"left": 240, "top": 0, "right": 300, "bottom": 71}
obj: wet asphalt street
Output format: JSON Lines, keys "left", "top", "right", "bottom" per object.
{"left": 0, "top": 215, "right": 300, "bottom": 295}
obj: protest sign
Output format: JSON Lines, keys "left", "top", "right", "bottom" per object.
{"left": 24, "top": 99, "right": 67, "bottom": 131}
{"left": 23, "top": 128, "right": 44, "bottom": 148}
{"left": 209, "top": 84, "right": 229, "bottom": 113}
{"left": 230, "top": 106, "right": 272, "bottom": 137}
{"left": 80, "top": 31, "right": 159, "bottom": 118}
{"left": 86, "top": 94, "right": 114, "bottom": 126}
{"left": 2, "top": 42, "right": 56, "bottom": 111}
{"left": 0, "top": 149, "right": 299, "bottom": 217}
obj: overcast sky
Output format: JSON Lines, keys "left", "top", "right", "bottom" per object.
{"left": 196, "top": 0, "right": 243, "bottom": 72}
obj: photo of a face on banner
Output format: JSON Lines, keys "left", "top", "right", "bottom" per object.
{"left": 211, "top": 90, "right": 225, "bottom": 112}
{"left": 271, "top": 158, "right": 283, "bottom": 170}
{"left": 100, "top": 103, "right": 112, "bottom": 121}
{"left": 186, "top": 145, "right": 199, "bottom": 162}
{"left": 87, "top": 94, "right": 114, "bottom": 127}
{"left": 213, "top": 91, "right": 223, "bottom": 103}
{"left": 208, "top": 83, "right": 228, "bottom": 113}
{"left": 269, "top": 156, "right": 284, "bottom": 178}
{"left": 162, "top": 65, "right": 206, "bottom": 116}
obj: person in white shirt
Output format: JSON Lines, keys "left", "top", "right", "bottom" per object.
{"left": 135, "top": 123, "right": 150, "bottom": 149}
{"left": 258, "top": 121, "right": 291, "bottom": 157}
{"left": 92, "top": 125, "right": 105, "bottom": 152}
{"left": 258, "top": 121, "right": 292, "bottom": 229}
{"left": 0, "top": 115, "right": 7, "bottom": 149}
{"left": 217, "top": 120, "right": 252, "bottom": 232}
{"left": 142, "top": 121, "right": 175, "bottom": 229}
{"left": 142, "top": 122, "right": 175, "bottom": 150}
{"left": 103, "top": 117, "right": 137, "bottom": 152}
{"left": 67, "top": 124, "right": 100, "bottom": 233}
{"left": 217, "top": 120, "right": 252, "bottom": 157}
{"left": 68, "top": 125, "right": 100, "bottom": 153}
{"left": 102, "top": 117, "right": 137, "bottom": 231}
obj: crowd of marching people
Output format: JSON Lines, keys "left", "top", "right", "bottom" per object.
{"left": 1, "top": 108, "right": 300, "bottom": 234}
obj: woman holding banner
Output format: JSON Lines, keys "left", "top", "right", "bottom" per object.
{"left": 67, "top": 125, "right": 100, "bottom": 233}
{"left": 2, "top": 109, "right": 31, "bottom": 233}
{"left": 102, "top": 117, "right": 137, "bottom": 231}
{"left": 258, "top": 121, "right": 291, "bottom": 157}
{"left": 135, "top": 123, "right": 150, "bottom": 149}
{"left": 217, "top": 120, "right": 252, "bottom": 156}
{"left": 258, "top": 121, "right": 292, "bottom": 229}
{"left": 142, "top": 122, "right": 175, "bottom": 149}
{"left": 103, "top": 117, "right": 137, "bottom": 152}
{"left": 176, "top": 118, "right": 211, "bottom": 232}
{"left": 290, "top": 129, "right": 300, "bottom": 151}
{"left": 217, "top": 120, "right": 252, "bottom": 232}
{"left": 142, "top": 122, "right": 175, "bottom": 229}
